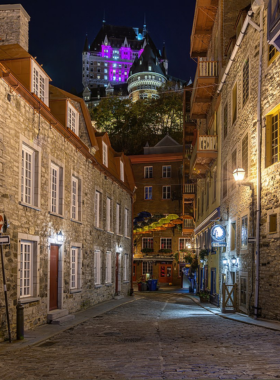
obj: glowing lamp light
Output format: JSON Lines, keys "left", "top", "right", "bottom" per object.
{"left": 231, "top": 257, "right": 238, "bottom": 266}
{"left": 233, "top": 168, "right": 245, "bottom": 182}
{"left": 222, "top": 258, "right": 228, "bottom": 266}
{"left": 57, "top": 231, "right": 63, "bottom": 243}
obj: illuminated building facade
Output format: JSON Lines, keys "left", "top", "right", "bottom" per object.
{"left": 82, "top": 21, "right": 168, "bottom": 90}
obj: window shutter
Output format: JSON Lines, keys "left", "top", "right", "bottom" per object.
{"left": 266, "top": 115, "right": 272, "bottom": 167}
{"left": 94, "top": 251, "right": 97, "bottom": 284}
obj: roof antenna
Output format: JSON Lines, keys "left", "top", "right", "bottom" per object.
{"left": 102, "top": 10, "right": 106, "bottom": 24}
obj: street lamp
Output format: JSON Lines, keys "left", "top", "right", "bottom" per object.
{"left": 57, "top": 230, "right": 64, "bottom": 243}
{"left": 233, "top": 167, "right": 245, "bottom": 182}
{"left": 222, "top": 257, "right": 229, "bottom": 267}
{"left": 231, "top": 256, "right": 238, "bottom": 267}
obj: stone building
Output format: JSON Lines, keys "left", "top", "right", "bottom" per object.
{"left": 190, "top": 0, "right": 280, "bottom": 320}
{"left": 0, "top": 5, "right": 135, "bottom": 342}
{"left": 130, "top": 135, "right": 187, "bottom": 286}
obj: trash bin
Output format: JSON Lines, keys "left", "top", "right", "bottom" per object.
{"left": 151, "top": 279, "right": 158, "bottom": 291}
{"left": 138, "top": 283, "right": 142, "bottom": 291}
{"left": 141, "top": 282, "right": 148, "bottom": 291}
{"left": 147, "top": 279, "right": 152, "bottom": 291}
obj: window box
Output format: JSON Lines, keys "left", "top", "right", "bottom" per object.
{"left": 141, "top": 248, "right": 154, "bottom": 254}
{"left": 158, "top": 248, "right": 172, "bottom": 254}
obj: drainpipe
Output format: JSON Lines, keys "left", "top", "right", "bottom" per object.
{"left": 217, "top": 0, "right": 264, "bottom": 318}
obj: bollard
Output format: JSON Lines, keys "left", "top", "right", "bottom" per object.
{"left": 16, "top": 300, "right": 24, "bottom": 340}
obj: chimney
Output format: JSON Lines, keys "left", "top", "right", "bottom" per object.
{"left": 0, "top": 4, "right": 30, "bottom": 51}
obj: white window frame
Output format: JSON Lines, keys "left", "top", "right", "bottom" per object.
{"left": 67, "top": 102, "right": 79, "bottom": 136}
{"left": 124, "top": 208, "right": 129, "bottom": 238}
{"left": 116, "top": 203, "right": 120, "bottom": 234}
{"left": 50, "top": 162, "right": 64, "bottom": 216}
{"left": 102, "top": 141, "right": 108, "bottom": 167}
{"left": 95, "top": 190, "right": 102, "bottom": 228}
{"left": 124, "top": 254, "right": 129, "bottom": 281}
{"left": 31, "top": 60, "right": 49, "bottom": 106}
{"left": 241, "top": 214, "right": 248, "bottom": 249}
{"left": 142, "top": 261, "right": 153, "bottom": 275}
{"left": 70, "top": 247, "right": 79, "bottom": 289}
{"left": 106, "top": 197, "right": 112, "bottom": 232}
{"left": 21, "top": 144, "right": 34, "bottom": 206}
{"left": 144, "top": 166, "right": 153, "bottom": 178}
{"left": 94, "top": 250, "right": 101, "bottom": 285}
{"left": 71, "top": 176, "right": 79, "bottom": 221}
{"left": 142, "top": 237, "right": 153, "bottom": 249}
{"left": 120, "top": 160, "right": 124, "bottom": 182}
{"left": 162, "top": 165, "right": 171, "bottom": 178}
{"left": 160, "top": 238, "right": 172, "bottom": 250}
{"left": 144, "top": 186, "right": 152, "bottom": 200}
{"left": 162, "top": 185, "right": 171, "bottom": 199}
{"left": 105, "top": 251, "right": 112, "bottom": 283}
{"left": 20, "top": 241, "right": 33, "bottom": 297}
{"left": 179, "top": 238, "right": 190, "bottom": 250}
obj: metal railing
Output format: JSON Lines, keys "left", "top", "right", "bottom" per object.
{"left": 198, "top": 60, "right": 218, "bottom": 77}
{"left": 184, "top": 219, "right": 195, "bottom": 229}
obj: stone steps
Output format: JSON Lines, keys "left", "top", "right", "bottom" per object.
{"left": 51, "top": 314, "right": 75, "bottom": 325}
{"left": 47, "top": 309, "right": 69, "bottom": 323}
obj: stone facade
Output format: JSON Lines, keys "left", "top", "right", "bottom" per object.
{"left": 0, "top": 4, "right": 30, "bottom": 51}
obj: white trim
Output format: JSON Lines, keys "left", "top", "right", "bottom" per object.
{"left": 31, "top": 60, "right": 49, "bottom": 106}
{"left": 120, "top": 160, "right": 124, "bottom": 182}
{"left": 102, "top": 141, "right": 108, "bottom": 167}
{"left": 67, "top": 101, "right": 79, "bottom": 135}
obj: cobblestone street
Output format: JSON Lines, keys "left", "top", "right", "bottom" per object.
{"left": 1, "top": 293, "right": 280, "bottom": 379}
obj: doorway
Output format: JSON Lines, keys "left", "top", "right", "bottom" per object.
{"left": 50, "top": 245, "right": 59, "bottom": 311}
{"left": 159, "top": 263, "right": 173, "bottom": 283}
{"left": 132, "top": 263, "right": 137, "bottom": 282}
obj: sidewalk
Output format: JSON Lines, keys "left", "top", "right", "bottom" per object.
{"left": 187, "top": 294, "right": 280, "bottom": 332}
{"left": 0, "top": 295, "right": 138, "bottom": 353}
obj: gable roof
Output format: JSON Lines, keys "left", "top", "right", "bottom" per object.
{"left": 154, "top": 134, "right": 181, "bottom": 147}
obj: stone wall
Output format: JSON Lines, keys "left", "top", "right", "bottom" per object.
{"left": 0, "top": 74, "right": 132, "bottom": 341}
{"left": 0, "top": 5, "right": 30, "bottom": 51}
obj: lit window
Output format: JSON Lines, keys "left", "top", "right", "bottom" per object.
{"left": 144, "top": 166, "right": 153, "bottom": 178}
{"left": 125, "top": 71, "right": 127, "bottom": 75}
{"left": 50, "top": 162, "right": 63, "bottom": 215}
{"left": 104, "top": 75, "right": 108, "bottom": 80}
{"left": 113, "top": 76, "right": 116, "bottom": 81}
{"left": 162, "top": 185, "right": 171, "bottom": 199}
{"left": 102, "top": 141, "right": 108, "bottom": 167}
{"left": 241, "top": 216, "right": 248, "bottom": 248}
{"left": 97, "top": 75, "right": 100, "bottom": 79}
{"left": 113, "top": 64, "right": 116, "bottom": 67}
{"left": 105, "top": 63, "right": 108, "bottom": 67}
{"left": 119, "top": 64, "right": 122, "bottom": 68}
{"left": 148, "top": 66, "right": 152, "bottom": 71}
{"left": 113, "top": 70, "right": 116, "bottom": 73}
{"left": 144, "top": 186, "right": 152, "bottom": 200}
{"left": 160, "top": 238, "right": 172, "bottom": 250}
{"left": 138, "top": 76, "right": 140, "bottom": 80}
{"left": 162, "top": 165, "right": 171, "bottom": 178}
{"left": 97, "top": 62, "right": 100, "bottom": 66}
{"left": 104, "top": 69, "right": 108, "bottom": 73}
{"left": 68, "top": 102, "right": 79, "bottom": 135}
{"left": 142, "top": 238, "right": 153, "bottom": 249}
{"left": 119, "top": 77, "right": 121, "bottom": 81}
{"left": 142, "top": 261, "right": 153, "bottom": 275}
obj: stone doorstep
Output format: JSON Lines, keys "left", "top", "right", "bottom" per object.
{"left": 114, "top": 295, "right": 124, "bottom": 300}
{"left": 51, "top": 314, "right": 75, "bottom": 326}
{"left": 47, "top": 309, "right": 69, "bottom": 322}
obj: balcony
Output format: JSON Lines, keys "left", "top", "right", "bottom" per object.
{"left": 184, "top": 121, "right": 196, "bottom": 146}
{"left": 190, "top": 132, "right": 217, "bottom": 177}
{"left": 182, "top": 218, "right": 195, "bottom": 235}
{"left": 190, "top": 60, "right": 218, "bottom": 119}
{"left": 190, "top": 0, "right": 219, "bottom": 58}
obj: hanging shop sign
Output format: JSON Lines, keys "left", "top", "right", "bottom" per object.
{"left": 211, "top": 225, "right": 226, "bottom": 242}
{"left": 211, "top": 242, "right": 227, "bottom": 247}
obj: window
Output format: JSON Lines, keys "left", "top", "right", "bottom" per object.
{"left": 140, "top": 93, "right": 148, "bottom": 99}
{"left": 124, "top": 208, "right": 129, "bottom": 237}
{"left": 230, "top": 222, "right": 236, "bottom": 251}
{"left": 224, "top": 103, "right": 228, "bottom": 139}
{"left": 50, "top": 162, "right": 63, "bottom": 215}
{"left": 142, "top": 238, "right": 153, "bottom": 249}
{"left": 241, "top": 215, "right": 248, "bottom": 248}
{"left": 232, "top": 82, "right": 237, "bottom": 125}
{"left": 142, "top": 261, "right": 153, "bottom": 275}
{"left": 144, "top": 166, "right": 153, "bottom": 178}
{"left": 242, "top": 134, "right": 249, "bottom": 178}
{"left": 104, "top": 75, "right": 108, "bottom": 80}
{"left": 162, "top": 185, "right": 171, "bottom": 199}
{"left": 144, "top": 186, "right": 152, "bottom": 200}
{"left": 21, "top": 144, "right": 40, "bottom": 207}
{"left": 243, "top": 59, "right": 249, "bottom": 105}
{"left": 268, "top": 44, "right": 279, "bottom": 63}
{"left": 105, "top": 251, "right": 112, "bottom": 283}
{"left": 124, "top": 254, "right": 129, "bottom": 281}
{"left": 148, "top": 66, "right": 152, "bottom": 71}
{"left": 120, "top": 160, "right": 124, "bottom": 181}
{"left": 94, "top": 250, "right": 101, "bottom": 285}
{"left": 70, "top": 247, "right": 81, "bottom": 289}
{"left": 272, "top": 113, "right": 278, "bottom": 164}
{"left": 116, "top": 203, "right": 121, "bottom": 234}
{"left": 179, "top": 238, "right": 190, "bottom": 250}
{"left": 231, "top": 149, "right": 237, "bottom": 190}
{"left": 106, "top": 197, "right": 112, "bottom": 232}
{"left": 68, "top": 102, "right": 79, "bottom": 135}
{"left": 240, "top": 276, "right": 247, "bottom": 306}
{"left": 161, "top": 238, "right": 172, "bottom": 250}
{"left": 213, "top": 171, "right": 217, "bottom": 201}
{"left": 269, "top": 213, "right": 277, "bottom": 233}
{"left": 71, "top": 176, "right": 81, "bottom": 221}
{"left": 31, "top": 60, "right": 49, "bottom": 106}
{"left": 223, "top": 162, "right": 227, "bottom": 199}
{"left": 104, "top": 69, "right": 108, "bottom": 73}
{"left": 95, "top": 190, "right": 102, "bottom": 228}
{"left": 102, "top": 141, "right": 108, "bottom": 167}
{"left": 20, "top": 242, "right": 32, "bottom": 297}
{"left": 162, "top": 165, "right": 171, "bottom": 178}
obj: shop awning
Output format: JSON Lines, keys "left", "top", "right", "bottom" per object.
{"left": 194, "top": 207, "right": 220, "bottom": 236}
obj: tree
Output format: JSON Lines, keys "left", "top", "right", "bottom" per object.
{"left": 90, "top": 90, "right": 183, "bottom": 155}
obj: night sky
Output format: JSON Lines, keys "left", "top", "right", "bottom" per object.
{"left": 7, "top": 0, "right": 197, "bottom": 93}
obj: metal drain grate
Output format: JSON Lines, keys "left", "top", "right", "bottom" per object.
{"left": 38, "top": 341, "right": 57, "bottom": 347}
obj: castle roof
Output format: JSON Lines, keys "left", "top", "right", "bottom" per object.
{"left": 129, "top": 43, "right": 166, "bottom": 76}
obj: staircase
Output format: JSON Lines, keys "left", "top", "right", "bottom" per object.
{"left": 47, "top": 309, "right": 75, "bottom": 325}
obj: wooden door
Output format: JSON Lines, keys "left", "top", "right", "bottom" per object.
{"left": 159, "top": 264, "right": 173, "bottom": 283}
{"left": 50, "top": 245, "right": 59, "bottom": 311}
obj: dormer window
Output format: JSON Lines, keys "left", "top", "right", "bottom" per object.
{"left": 120, "top": 160, "right": 124, "bottom": 182}
{"left": 140, "top": 60, "right": 142, "bottom": 65}
{"left": 148, "top": 66, "right": 152, "bottom": 71}
{"left": 31, "top": 60, "right": 49, "bottom": 106}
{"left": 67, "top": 102, "right": 79, "bottom": 135}
{"left": 102, "top": 141, "right": 108, "bottom": 167}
